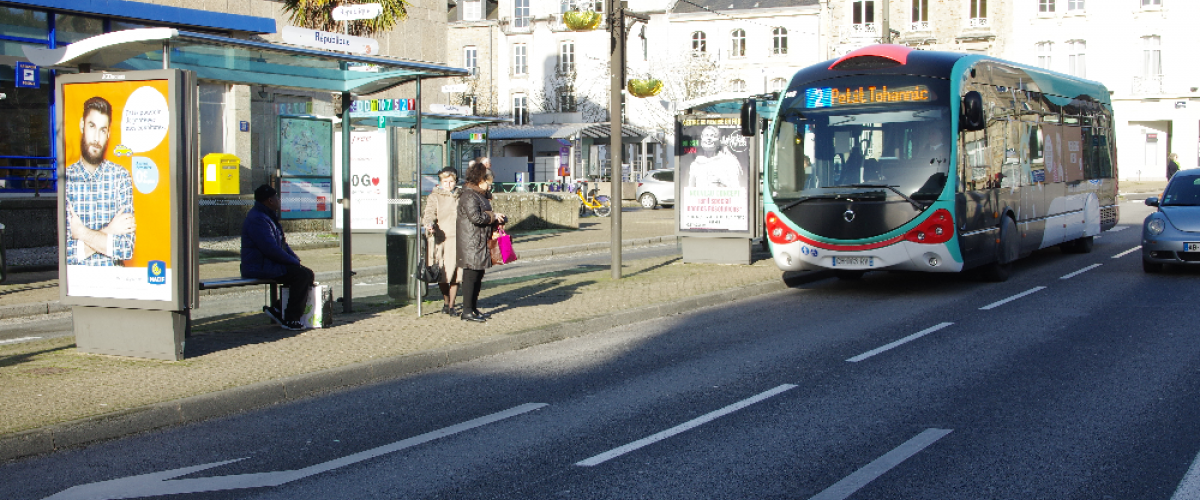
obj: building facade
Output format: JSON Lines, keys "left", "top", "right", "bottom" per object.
{"left": 823, "top": 0, "right": 1011, "bottom": 58}
{"left": 447, "top": 0, "right": 821, "bottom": 181}
{"left": 1006, "top": 0, "right": 1199, "bottom": 181}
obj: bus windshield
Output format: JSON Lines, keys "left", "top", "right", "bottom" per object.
{"left": 769, "top": 78, "right": 953, "bottom": 208}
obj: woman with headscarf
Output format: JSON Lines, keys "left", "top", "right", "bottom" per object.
{"left": 456, "top": 158, "right": 507, "bottom": 322}
{"left": 422, "top": 167, "right": 462, "bottom": 315}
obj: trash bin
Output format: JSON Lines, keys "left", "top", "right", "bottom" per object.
{"left": 386, "top": 224, "right": 422, "bottom": 302}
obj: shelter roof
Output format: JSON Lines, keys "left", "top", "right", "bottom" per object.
{"left": 22, "top": 28, "right": 468, "bottom": 94}
{"left": 349, "top": 111, "right": 512, "bottom": 131}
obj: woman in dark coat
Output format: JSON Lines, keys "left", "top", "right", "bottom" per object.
{"left": 456, "top": 159, "right": 507, "bottom": 322}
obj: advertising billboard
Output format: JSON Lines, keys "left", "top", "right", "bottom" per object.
{"left": 279, "top": 115, "right": 334, "bottom": 219}
{"left": 57, "top": 70, "right": 194, "bottom": 309}
{"left": 676, "top": 116, "right": 753, "bottom": 233}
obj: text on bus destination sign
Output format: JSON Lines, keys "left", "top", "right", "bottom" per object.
{"left": 805, "top": 85, "right": 932, "bottom": 108}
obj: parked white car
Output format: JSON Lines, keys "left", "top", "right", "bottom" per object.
{"left": 636, "top": 169, "right": 675, "bottom": 209}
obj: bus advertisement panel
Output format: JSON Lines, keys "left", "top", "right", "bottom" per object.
{"left": 677, "top": 116, "right": 751, "bottom": 232}
{"left": 59, "top": 77, "right": 175, "bottom": 302}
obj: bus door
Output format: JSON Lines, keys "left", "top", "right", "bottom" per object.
{"left": 956, "top": 125, "right": 999, "bottom": 267}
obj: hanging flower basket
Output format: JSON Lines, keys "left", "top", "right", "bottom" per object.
{"left": 563, "top": 10, "right": 602, "bottom": 31}
{"left": 627, "top": 79, "right": 663, "bottom": 98}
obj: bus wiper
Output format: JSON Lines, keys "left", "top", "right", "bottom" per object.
{"left": 823, "top": 184, "right": 929, "bottom": 211}
{"left": 777, "top": 194, "right": 840, "bottom": 212}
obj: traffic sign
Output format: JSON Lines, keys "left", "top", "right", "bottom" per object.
{"left": 332, "top": 3, "right": 383, "bottom": 21}
{"left": 15, "top": 62, "right": 38, "bottom": 89}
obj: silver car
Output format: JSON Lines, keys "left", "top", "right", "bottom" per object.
{"left": 636, "top": 169, "right": 675, "bottom": 209}
{"left": 1142, "top": 168, "right": 1200, "bottom": 273}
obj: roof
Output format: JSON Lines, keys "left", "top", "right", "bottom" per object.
{"left": 450, "top": 122, "right": 649, "bottom": 140}
{"left": 2, "top": 0, "right": 275, "bottom": 34}
{"left": 22, "top": 28, "right": 469, "bottom": 94}
{"left": 671, "top": 0, "right": 819, "bottom": 14}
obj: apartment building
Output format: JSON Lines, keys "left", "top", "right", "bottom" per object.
{"left": 1006, "top": 0, "right": 1199, "bottom": 180}
{"left": 823, "top": 0, "right": 1010, "bottom": 58}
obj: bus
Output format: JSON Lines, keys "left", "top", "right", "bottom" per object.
{"left": 755, "top": 45, "right": 1118, "bottom": 281}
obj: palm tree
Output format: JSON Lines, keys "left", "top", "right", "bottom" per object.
{"left": 282, "top": 0, "right": 410, "bottom": 37}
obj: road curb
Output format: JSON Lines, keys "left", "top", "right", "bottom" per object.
{"left": 0, "top": 268, "right": 829, "bottom": 463}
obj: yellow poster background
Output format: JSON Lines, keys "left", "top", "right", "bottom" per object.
{"left": 62, "top": 80, "right": 172, "bottom": 269}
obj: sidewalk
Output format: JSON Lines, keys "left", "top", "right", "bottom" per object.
{"left": 0, "top": 208, "right": 680, "bottom": 320}
{"left": 0, "top": 208, "right": 815, "bottom": 462}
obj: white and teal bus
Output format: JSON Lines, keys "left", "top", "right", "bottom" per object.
{"left": 756, "top": 45, "right": 1118, "bottom": 281}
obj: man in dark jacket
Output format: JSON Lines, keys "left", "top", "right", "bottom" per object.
{"left": 242, "top": 184, "right": 313, "bottom": 330}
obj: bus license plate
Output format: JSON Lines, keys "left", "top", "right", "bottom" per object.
{"left": 1187, "top": 242, "right": 1200, "bottom": 252}
{"left": 833, "top": 256, "right": 873, "bottom": 267}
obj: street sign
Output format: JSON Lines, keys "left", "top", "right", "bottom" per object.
{"left": 332, "top": 3, "right": 383, "bottom": 21}
{"left": 281, "top": 26, "right": 380, "bottom": 55}
{"left": 430, "top": 103, "right": 470, "bottom": 115}
{"left": 441, "top": 83, "right": 469, "bottom": 93}
{"left": 15, "top": 61, "right": 38, "bottom": 88}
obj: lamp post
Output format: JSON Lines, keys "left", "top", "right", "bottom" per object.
{"left": 606, "top": 0, "right": 649, "bottom": 280}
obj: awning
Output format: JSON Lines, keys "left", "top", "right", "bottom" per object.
{"left": 449, "top": 122, "right": 649, "bottom": 141}
{"left": 22, "top": 28, "right": 468, "bottom": 94}
{"left": 349, "top": 110, "right": 512, "bottom": 131}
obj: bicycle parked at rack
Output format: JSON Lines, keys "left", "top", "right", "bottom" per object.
{"left": 575, "top": 185, "right": 612, "bottom": 218}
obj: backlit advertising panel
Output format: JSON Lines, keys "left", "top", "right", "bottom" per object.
{"left": 677, "top": 116, "right": 752, "bottom": 233}
{"left": 57, "top": 70, "right": 194, "bottom": 308}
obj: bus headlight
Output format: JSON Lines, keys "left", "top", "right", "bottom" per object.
{"left": 1147, "top": 218, "right": 1166, "bottom": 235}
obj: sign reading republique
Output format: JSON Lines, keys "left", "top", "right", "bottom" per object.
{"left": 281, "top": 26, "right": 380, "bottom": 55}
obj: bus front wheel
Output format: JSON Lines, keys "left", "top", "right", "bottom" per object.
{"left": 980, "top": 217, "right": 1018, "bottom": 282}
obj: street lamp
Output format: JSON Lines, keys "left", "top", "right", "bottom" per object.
{"left": 606, "top": 0, "right": 649, "bottom": 279}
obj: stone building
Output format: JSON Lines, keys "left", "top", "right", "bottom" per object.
{"left": 822, "top": 0, "right": 1010, "bottom": 58}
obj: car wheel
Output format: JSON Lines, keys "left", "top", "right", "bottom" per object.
{"left": 1143, "top": 260, "right": 1163, "bottom": 273}
{"left": 639, "top": 193, "right": 657, "bottom": 209}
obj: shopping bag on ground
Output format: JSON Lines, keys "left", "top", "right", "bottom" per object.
{"left": 281, "top": 284, "right": 334, "bottom": 329}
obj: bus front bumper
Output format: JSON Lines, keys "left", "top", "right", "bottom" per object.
{"left": 771, "top": 240, "right": 963, "bottom": 273}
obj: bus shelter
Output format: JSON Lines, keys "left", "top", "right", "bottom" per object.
{"left": 24, "top": 27, "right": 468, "bottom": 360}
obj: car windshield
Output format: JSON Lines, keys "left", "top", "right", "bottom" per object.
{"left": 768, "top": 76, "right": 952, "bottom": 207}
{"left": 1162, "top": 176, "right": 1200, "bottom": 206}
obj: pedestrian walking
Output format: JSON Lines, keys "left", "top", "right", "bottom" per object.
{"left": 1168, "top": 152, "right": 1180, "bottom": 180}
{"left": 456, "top": 158, "right": 507, "bottom": 323}
{"left": 422, "top": 167, "right": 462, "bottom": 315}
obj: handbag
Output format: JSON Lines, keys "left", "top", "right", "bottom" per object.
{"left": 418, "top": 234, "right": 443, "bottom": 282}
{"left": 489, "top": 226, "right": 518, "bottom": 265}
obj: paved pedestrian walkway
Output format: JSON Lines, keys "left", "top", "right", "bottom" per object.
{"left": 0, "top": 207, "right": 810, "bottom": 461}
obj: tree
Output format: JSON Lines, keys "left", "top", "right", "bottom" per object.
{"left": 282, "top": 0, "right": 410, "bottom": 37}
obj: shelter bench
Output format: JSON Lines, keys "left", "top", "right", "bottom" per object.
{"left": 198, "top": 277, "right": 283, "bottom": 317}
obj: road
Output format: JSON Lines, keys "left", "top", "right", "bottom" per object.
{"left": 5, "top": 199, "right": 1200, "bottom": 500}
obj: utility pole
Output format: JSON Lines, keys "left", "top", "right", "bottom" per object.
{"left": 608, "top": 0, "right": 624, "bottom": 280}
{"left": 880, "top": 0, "right": 890, "bottom": 44}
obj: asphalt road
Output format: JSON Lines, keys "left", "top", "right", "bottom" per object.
{"left": 6, "top": 200, "right": 1200, "bottom": 500}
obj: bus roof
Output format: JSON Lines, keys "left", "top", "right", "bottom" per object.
{"left": 785, "top": 45, "right": 1111, "bottom": 107}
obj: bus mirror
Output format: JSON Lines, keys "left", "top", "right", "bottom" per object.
{"left": 741, "top": 98, "right": 757, "bottom": 136}
{"left": 961, "top": 91, "right": 985, "bottom": 131}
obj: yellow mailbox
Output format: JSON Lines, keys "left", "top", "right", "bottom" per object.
{"left": 203, "top": 153, "right": 240, "bottom": 194}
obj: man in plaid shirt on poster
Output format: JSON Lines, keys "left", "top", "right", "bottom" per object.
{"left": 65, "top": 96, "right": 136, "bottom": 266}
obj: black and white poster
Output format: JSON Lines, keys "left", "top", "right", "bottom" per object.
{"left": 677, "top": 117, "right": 750, "bottom": 231}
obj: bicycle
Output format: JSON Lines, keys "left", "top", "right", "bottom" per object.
{"left": 575, "top": 185, "right": 612, "bottom": 218}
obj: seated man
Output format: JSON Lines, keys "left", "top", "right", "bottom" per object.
{"left": 241, "top": 184, "right": 314, "bottom": 331}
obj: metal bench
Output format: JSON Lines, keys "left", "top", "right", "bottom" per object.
{"left": 198, "top": 277, "right": 283, "bottom": 315}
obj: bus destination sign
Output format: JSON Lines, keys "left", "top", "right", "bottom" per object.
{"left": 805, "top": 85, "right": 932, "bottom": 108}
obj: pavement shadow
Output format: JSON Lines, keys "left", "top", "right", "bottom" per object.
{"left": 623, "top": 257, "right": 680, "bottom": 278}
{"left": 478, "top": 278, "right": 598, "bottom": 315}
{"left": 0, "top": 343, "right": 74, "bottom": 369}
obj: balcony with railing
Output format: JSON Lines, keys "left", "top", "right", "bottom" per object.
{"left": 1132, "top": 75, "right": 1164, "bottom": 95}
{"left": 909, "top": 20, "right": 932, "bottom": 32}
{"left": 837, "top": 23, "right": 879, "bottom": 41}
{"left": 501, "top": 16, "right": 534, "bottom": 34}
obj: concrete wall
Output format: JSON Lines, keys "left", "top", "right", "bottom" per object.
{"left": 490, "top": 192, "right": 579, "bottom": 230}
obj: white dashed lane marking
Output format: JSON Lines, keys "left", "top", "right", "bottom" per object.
{"left": 979, "top": 287, "right": 1047, "bottom": 311}
{"left": 806, "top": 429, "right": 954, "bottom": 500}
{"left": 1060, "top": 264, "right": 1102, "bottom": 280}
{"left": 847, "top": 323, "right": 955, "bottom": 363}
{"left": 1113, "top": 246, "right": 1141, "bottom": 259}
